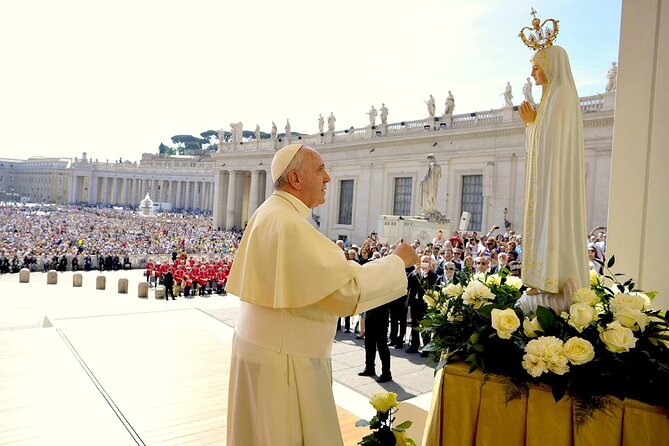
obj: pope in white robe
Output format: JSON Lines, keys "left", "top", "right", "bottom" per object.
{"left": 225, "top": 144, "right": 418, "bottom": 445}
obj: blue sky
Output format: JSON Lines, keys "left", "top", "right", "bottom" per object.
{"left": 0, "top": 0, "right": 622, "bottom": 162}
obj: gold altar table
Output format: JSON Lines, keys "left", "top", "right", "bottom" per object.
{"left": 421, "top": 362, "right": 669, "bottom": 446}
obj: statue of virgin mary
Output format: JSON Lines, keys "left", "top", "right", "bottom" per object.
{"left": 517, "top": 44, "right": 589, "bottom": 313}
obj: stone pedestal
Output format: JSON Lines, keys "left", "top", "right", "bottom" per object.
{"left": 118, "top": 278, "right": 128, "bottom": 294}
{"left": 47, "top": 270, "right": 58, "bottom": 285}
{"left": 138, "top": 282, "right": 149, "bottom": 298}
{"left": 154, "top": 285, "right": 165, "bottom": 299}
{"left": 96, "top": 275, "right": 106, "bottom": 290}
{"left": 19, "top": 268, "right": 30, "bottom": 283}
{"left": 602, "top": 90, "right": 616, "bottom": 111}
{"left": 73, "top": 273, "right": 83, "bottom": 287}
{"left": 378, "top": 215, "right": 452, "bottom": 247}
{"left": 502, "top": 106, "right": 514, "bottom": 122}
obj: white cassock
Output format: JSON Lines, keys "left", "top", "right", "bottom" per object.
{"left": 519, "top": 45, "right": 589, "bottom": 313}
{"left": 226, "top": 190, "right": 407, "bottom": 445}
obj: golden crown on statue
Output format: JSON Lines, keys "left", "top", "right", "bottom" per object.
{"left": 519, "top": 7, "right": 559, "bottom": 51}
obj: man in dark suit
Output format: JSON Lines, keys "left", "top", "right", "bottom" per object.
{"left": 358, "top": 303, "right": 392, "bottom": 382}
{"left": 164, "top": 270, "right": 175, "bottom": 300}
{"left": 407, "top": 255, "right": 439, "bottom": 355}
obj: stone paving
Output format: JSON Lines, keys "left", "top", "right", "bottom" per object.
{"left": 0, "top": 269, "right": 436, "bottom": 410}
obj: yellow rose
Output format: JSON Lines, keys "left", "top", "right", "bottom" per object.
{"left": 370, "top": 392, "right": 398, "bottom": 413}
{"left": 523, "top": 316, "right": 543, "bottom": 338}
{"left": 590, "top": 269, "right": 601, "bottom": 285}
{"left": 491, "top": 308, "right": 520, "bottom": 339}
{"left": 572, "top": 287, "right": 600, "bottom": 305}
{"left": 393, "top": 430, "right": 408, "bottom": 445}
{"left": 600, "top": 320, "right": 637, "bottom": 353}
{"left": 563, "top": 337, "right": 595, "bottom": 365}
{"left": 424, "top": 290, "right": 438, "bottom": 308}
{"left": 485, "top": 274, "right": 501, "bottom": 286}
{"left": 567, "top": 303, "right": 598, "bottom": 332}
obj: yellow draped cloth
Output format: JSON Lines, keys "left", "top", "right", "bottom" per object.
{"left": 421, "top": 362, "right": 669, "bottom": 445}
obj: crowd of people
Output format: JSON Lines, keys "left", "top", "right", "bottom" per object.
{"left": 144, "top": 254, "right": 232, "bottom": 299}
{"left": 339, "top": 226, "right": 607, "bottom": 379}
{"left": 0, "top": 203, "right": 243, "bottom": 274}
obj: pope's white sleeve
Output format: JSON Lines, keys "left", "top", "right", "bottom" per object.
{"left": 317, "top": 255, "right": 408, "bottom": 316}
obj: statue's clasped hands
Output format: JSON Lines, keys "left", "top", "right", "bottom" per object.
{"left": 519, "top": 101, "right": 537, "bottom": 126}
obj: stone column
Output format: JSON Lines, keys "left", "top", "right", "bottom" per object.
{"left": 209, "top": 181, "right": 215, "bottom": 210}
{"left": 130, "top": 178, "right": 138, "bottom": 206}
{"left": 265, "top": 169, "right": 274, "bottom": 199}
{"left": 113, "top": 178, "right": 121, "bottom": 204}
{"left": 184, "top": 181, "right": 192, "bottom": 209}
{"left": 141, "top": 178, "right": 149, "bottom": 200}
{"left": 170, "top": 180, "right": 177, "bottom": 208}
{"left": 226, "top": 171, "right": 238, "bottom": 229}
{"left": 121, "top": 178, "right": 128, "bottom": 205}
{"left": 607, "top": 0, "right": 669, "bottom": 310}
{"left": 152, "top": 179, "right": 160, "bottom": 200}
{"left": 87, "top": 175, "right": 96, "bottom": 203}
{"left": 213, "top": 172, "right": 226, "bottom": 229}
{"left": 68, "top": 175, "right": 77, "bottom": 203}
{"left": 248, "top": 170, "right": 260, "bottom": 221}
{"left": 176, "top": 181, "right": 183, "bottom": 208}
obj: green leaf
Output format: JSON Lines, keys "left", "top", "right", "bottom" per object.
{"left": 395, "top": 420, "right": 413, "bottom": 429}
{"left": 478, "top": 305, "right": 494, "bottom": 319}
{"left": 536, "top": 306, "right": 561, "bottom": 334}
{"left": 355, "top": 419, "right": 370, "bottom": 427}
{"left": 607, "top": 255, "right": 616, "bottom": 268}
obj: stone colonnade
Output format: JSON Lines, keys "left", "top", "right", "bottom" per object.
{"left": 212, "top": 168, "right": 273, "bottom": 230}
{"left": 68, "top": 175, "right": 216, "bottom": 211}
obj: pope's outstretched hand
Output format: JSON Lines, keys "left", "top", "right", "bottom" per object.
{"left": 392, "top": 242, "right": 420, "bottom": 268}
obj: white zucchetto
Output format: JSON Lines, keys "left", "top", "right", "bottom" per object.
{"left": 271, "top": 143, "right": 303, "bottom": 182}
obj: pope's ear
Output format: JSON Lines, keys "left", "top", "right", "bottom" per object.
{"left": 286, "top": 170, "right": 301, "bottom": 189}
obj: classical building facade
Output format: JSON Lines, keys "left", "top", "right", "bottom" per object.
{"left": 1, "top": 91, "right": 615, "bottom": 245}
{"left": 212, "top": 92, "right": 615, "bottom": 243}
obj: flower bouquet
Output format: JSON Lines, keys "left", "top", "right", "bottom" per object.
{"left": 356, "top": 392, "right": 416, "bottom": 445}
{"left": 419, "top": 256, "right": 669, "bottom": 424}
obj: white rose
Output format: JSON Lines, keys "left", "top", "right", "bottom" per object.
{"left": 444, "top": 283, "right": 464, "bottom": 298}
{"left": 611, "top": 293, "right": 647, "bottom": 311}
{"left": 525, "top": 337, "right": 569, "bottom": 375}
{"left": 491, "top": 308, "right": 520, "bottom": 339}
{"left": 567, "top": 303, "right": 598, "bottom": 332}
{"left": 461, "top": 281, "right": 495, "bottom": 309}
{"left": 522, "top": 352, "right": 547, "bottom": 377}
{"left": 540, "top": 336, "right": 570, "bottom": 375}
{"left": 600, "top": 320, "right": 637, "bottom": 353}
{"left": 563, "top": 337, "right": 595, "bottom": 365}
{"left": 628, "top": 292, "right": 652, "bottom": 310}
{"left": 612, "top": 305, "right": 650, "bottom": 331}
{"left": 572, "top": 288, "right": 600, "bottom": 305}
{"left": 523, "top": 317, "right": 543, "bottom": 338}
{"left": 505, "top": 275, "right": 524, "bottom": 289}
{"left": 486, "top": 274, "right": 501, "bottom": 286}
